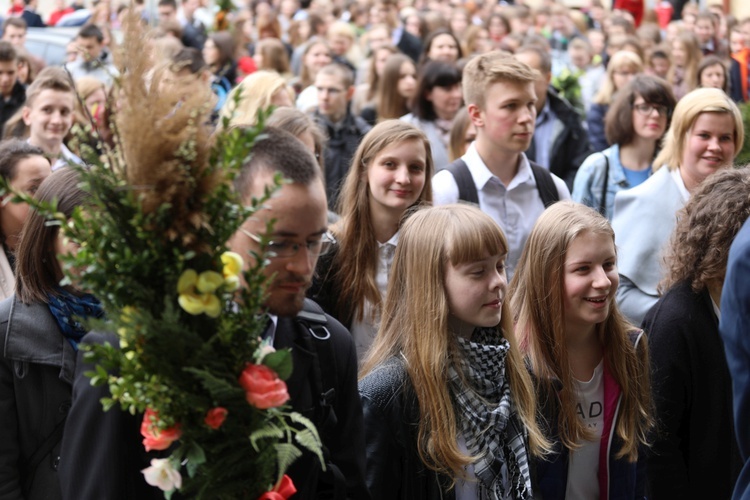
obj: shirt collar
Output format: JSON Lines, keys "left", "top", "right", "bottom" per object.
{"left": 535, "top": 99, "right": 552, "bottom": 126}
{"left": 264, "top": 313, "right": 279, "bottom": 345}
{"left": 462, "top": 142, "right": 535, "bottom": 190}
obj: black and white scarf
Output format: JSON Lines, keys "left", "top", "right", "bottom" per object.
{"left": 449, "top": 327, "right": 533, "bottom": 500}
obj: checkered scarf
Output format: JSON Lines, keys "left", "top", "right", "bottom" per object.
{"left": 449, "top": 327, "right": 533, "bottom": 500}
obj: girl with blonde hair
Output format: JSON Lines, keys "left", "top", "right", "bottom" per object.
{"left": 309, "top": 120, "right": 433, "bottom": 356}
{"left": 219, "top": 70, "right": 293, "bottom": 127}
{"left": 359, "top": 203, "right": 548, "bottom": 499}
{"left": 587, "top": 50, "right": 643, "bottom": 152}
{"left": 613, "top": 87, "right": 744, "bottom": 324}
{"left": 509, "top": 201, "right": 653, "bottom": 500}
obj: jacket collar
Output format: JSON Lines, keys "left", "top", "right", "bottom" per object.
{"left": 3, "top": 296, "right": 76, "bottom": 384}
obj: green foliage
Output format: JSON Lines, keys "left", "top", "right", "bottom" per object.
{"left": 552, "top": 68, "right": 585, "bottom": 118}
{"left": 737, "top": 102, "right": 750, "bottom": 165}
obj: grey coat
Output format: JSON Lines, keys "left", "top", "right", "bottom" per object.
{"left": 0, "top": 295, "right": 75, "bottom": 500}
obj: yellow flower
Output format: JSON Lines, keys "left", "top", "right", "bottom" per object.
{"left": 201, "top": 293, "right": 221, "bottom": 318}
{"left": 221, "top": 252, "right": 243, "bottom": 278}
{"left": 196, "top": 271, "right": 224, "bottom": 294}
{"left": 178, "top": 292, "right": 206, "bottom": 316}
{"left": 177, "top": 269, "right": 198, "bottom": 295}
{"left": 223, "top": 275, "right": 241, "bottom": 292}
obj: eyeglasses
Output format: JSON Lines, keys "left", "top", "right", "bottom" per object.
{"left": 243, "top": 230, "right": 336, "bottom": 259}
{"left": 633, "top": 103, "right": 670, "bottom": 117}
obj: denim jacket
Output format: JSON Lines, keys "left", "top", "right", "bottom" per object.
{"left": 572, "top": 145, "right": 633, "bottom": 220}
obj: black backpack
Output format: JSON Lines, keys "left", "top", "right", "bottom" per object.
{"left": 442, "top": 158, "right": 560, "bottom": 207}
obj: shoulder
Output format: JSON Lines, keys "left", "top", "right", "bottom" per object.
{"left": 548, "top": 171, "right": 571, "bottom": 200}
{"left": 431, "top": 169, "right": 460, "bottom": 205}
{"left": 359, "top": 357, "right": 408, "bottom": 410}
{"left": 613, "top": 167, "right": 676, "bottom": 218}
{"left": 644, "top": 281, "right": 707, "bottom": 327}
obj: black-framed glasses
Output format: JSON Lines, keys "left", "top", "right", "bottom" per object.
{"left": 633, "top": 103, "right": 669, "bottom": 117}
{"left": 243, "top": 230, "right": 336, "bottom": 259}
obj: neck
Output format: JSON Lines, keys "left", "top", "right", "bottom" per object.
{"left": 708, "top": 282, "right": 723, "bottom": 308}
{"left": 434, "top": 108, "right": 456, "bottom": 121}
{"left": 565, "top": 325, "right": 603, "bottom": 381}
{"left": 30, "top": 137, "right": 62, "bottom": 157}
{"left": 619, "top": 137, "right": 657, "bottom": 171}
{"left": 4, "top": 233, "right": 18, "bottom": 252}
{"left": 370, "top": 205, "right": 401, "bottom": 243}
{"left": 474, "top": 137, "right": 521, "bottom": 186}
{"left": 449, "top": 315, "right": 474, "bottom": 340}
{"left": 678, "top": 166, "right": 701, "bottom": 192}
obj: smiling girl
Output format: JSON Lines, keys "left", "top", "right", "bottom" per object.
{"left": 359, "top": 204, "right": 548, "bottom": 499}
{"left": 510, "top": 201, "right": 653, "bottom": 500}
{"left": 308, "top": 120, "right": 432, "bottom": 358}
{"left": 612, "top": 87, "right": 744, "bottom": 324}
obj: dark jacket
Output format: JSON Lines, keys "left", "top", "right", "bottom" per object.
{"left": 0, "top": 296, "right": 76, "bottom": 500}
{"left": 312, "top": 109, "right": 371, "bottom": 211}
{"left": 21, "top": 9, "right": 46, "bottom": 27}
{"left": 276, "top": 301, "right": 369, "bottom": 499}
{"left": 0, "top": 81, "right": 26, "bottom": 134}
{"left": 60, "top": 303, "right": 369, "bottom": 500}
{"left": 396, "top": 30, "right": 422, "bottom": 63}
{"left": 526, "top": 88, "right": 592, "bottom": 189}
{"left": 358, "top": 357, "right": 456, "bottom": 500}
{"left": 308, "top": 243, "right": 353, "bottom": 330}
{"left": 534, "top": 332, "right": 647, "bottom": 500}
{"left": 58, "top": 331, "right": 174, "bottom": 500}
{"left": 586, "top": 102, "right": 610, "bottom": 153}
{"left": 729, "top": 57, "right": 746, "bottom": 103}
{"left": 643, "top": 281, "right": 742, "bottom": 499}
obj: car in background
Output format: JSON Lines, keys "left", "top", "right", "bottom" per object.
{"left": 25, "top": 27, "right": 78, "bottom": 66}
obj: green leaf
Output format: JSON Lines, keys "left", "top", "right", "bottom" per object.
{"left": 262, "top": 349, "right": 293, "bottom": 380}
{"left": 249, "top": 425, "right": 284, "bottom": 452}
{"left": 294, "top": 429, "right": 324, "bottom": 468}
{"left": 274, "top": 442, "right": 302, "bottom": 479}
{"left": 186, "top": 444, "right": 207, "bottom": 478}
{"left": 183, "top": 367, "right": 245, "bottom": 400}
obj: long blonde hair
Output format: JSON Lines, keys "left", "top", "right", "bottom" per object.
{"left": 219, "top": 71, "right": 293, "bottom": 127}
{"left": 332, "top": 120, "right": 433, "bottom": 324}
{"left": 361, "top": 204, "right": 549, "bottom": 478}
{"left": 509, "top": 202, "right": 653, "bottom": 461}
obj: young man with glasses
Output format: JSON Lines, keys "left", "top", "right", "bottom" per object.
{"left": 310, "top": 63, "right": 371, "bottom": 210}
{"left": 227, "top": 127, "right": 369, "bottom": 499}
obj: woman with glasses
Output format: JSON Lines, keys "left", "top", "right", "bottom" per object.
{"left": 573, "top": 75, "right": 676, "bottom": 220}
{"left": 612, "top": 88, "right": 744, "bottom": 325}
{"left": 587, "top": 51, "right": 643, "bottom": 152}
{"left": 308, "top": 120, "right": 433, "bottom": 360}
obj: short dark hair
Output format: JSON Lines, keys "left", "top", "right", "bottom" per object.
{"left": 77, "top": 24, "right": 104, "bottom": 43}
{"left": 515, "top": 44, "right": 552, "bottom": 74}
{"left": 605, "top": 74, "right": 676, "bottom": 146}
{"left": 170, "top": 47, "right": 206, "bottom": 74}
{"left": 0, "top": 139, "right": 45, "bottom": 182}
{"left": 16, "top": 168, "right": 90, "bottom": 304}
{"left": 158, "top": 0, "right": 178, "bottom": 9}
{"left": 2, "top": 17, "right": 27, "bottom": 34}
{"left": 234, "top": 127, "right": 321, "bottom": 201}
{"left": 0, "top": 40, "right": 17, "bottom": 63}
{"left": 411, "top": 60, "right": 462, "bottom": 121}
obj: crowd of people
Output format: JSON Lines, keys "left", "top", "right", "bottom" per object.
{"left": 1, "top": 0, "right": 750, "bottom": 498}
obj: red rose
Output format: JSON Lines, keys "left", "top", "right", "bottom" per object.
{"left": 141, "top": 408, "right": 182, "bottom": 452}
{"left": 238, "top": 364, "right": 289, "bottom": 409}
{"left": 204, "top": 407, "right": 228, "bottom": 430}
{"left": 258, "top": 475, "right": 296, "bottom": 500}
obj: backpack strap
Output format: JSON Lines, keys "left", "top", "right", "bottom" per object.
{"left": 296, "top": 299, "right": 346, "bottom": 500}
{"left": 529, "top": 162, "right": 560, "bottom": 208}
{"left": 443, "top": 159, "right": 479, "bottom": 205}
{"left": 599, "top": 153, "right": 610, "bottom": 216}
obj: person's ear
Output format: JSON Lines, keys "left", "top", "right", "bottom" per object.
{"left": 346, "top": 85, "right": 355, "bottom": 101}
{"left": 21, "top": 105, "right": 31, "bottom": 126}
{"left": 467, "top": 103, "right": 483, "bottom": 128}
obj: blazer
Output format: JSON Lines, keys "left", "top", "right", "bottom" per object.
{"left": 612, "top": 166, "right": 684, "bottom": 325}
{"left": 0, "top": 296, "right": 75, "bottom": 500}
{"left": 644, "top": 281, "right": 741, "bottom": 499}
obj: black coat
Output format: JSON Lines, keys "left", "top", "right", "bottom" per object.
{"left": 643, "top": 281, "right": 742, "bottom": 499}
{"left": 308, "top": 243, "right": 354, "bottom": 330}
{"left": 312, "top": 110, "right": 371, "bottom": 211}
{"left": 0, "top": 81, "right": 25, "bottom": 135}
{"left": 358, "top": 357, "right": 455, "bottom": 500}
{"left": 0, "top": 296, "right": 75, "bottom": 500}
{"left": 526, "top": 89, "right": 592, "bottom": 189}
{"left": 396, "top": 30, "right": 422, "bottom": 63}
{"left": 21, "top": 9, "right": 45, "bottom": 27}
{"left": 58, "top": 305, "right": 369, "bottom": 500}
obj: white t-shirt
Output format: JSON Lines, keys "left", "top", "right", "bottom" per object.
{"left": 565, "top": 359, "right": 605, "bottom": 500}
